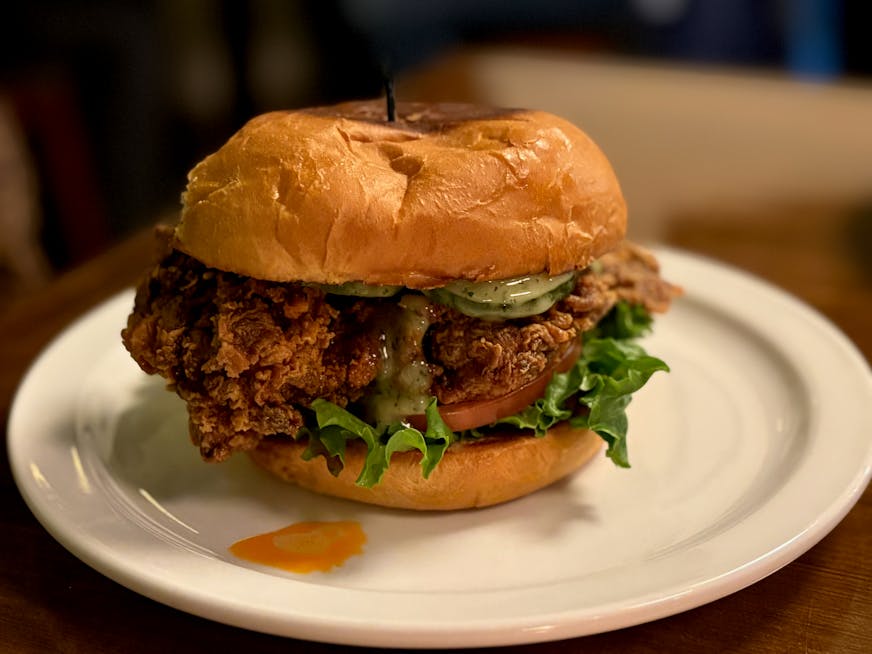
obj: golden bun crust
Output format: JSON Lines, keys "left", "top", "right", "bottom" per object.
{"left": 175, "top": 100, "right": 626, "bottom": 287}
{"left": 247, "top": 423, "right": 603, "bottom": 510}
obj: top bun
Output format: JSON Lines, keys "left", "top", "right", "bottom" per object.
{"left": 174, "top": 100, "right": 626, "bottom": 287}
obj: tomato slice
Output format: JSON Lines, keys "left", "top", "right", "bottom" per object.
{"left": 407, "top": 340, "right": 582, "bottom": 432}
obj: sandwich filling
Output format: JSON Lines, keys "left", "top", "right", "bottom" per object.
{"left": 122, "top": 228, "right": 678, "bottom": 486}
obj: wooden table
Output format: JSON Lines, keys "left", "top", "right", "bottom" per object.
{"left": 2, "top": 51, "right": 871, "bottom": 653}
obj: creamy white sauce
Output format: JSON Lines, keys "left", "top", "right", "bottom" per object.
{"left": 364, "top": 294, "right": 433, "bottom": 426}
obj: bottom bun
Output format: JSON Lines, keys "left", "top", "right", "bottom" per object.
{"left": 247, "top": 423, "right": 603, "bottom": 511}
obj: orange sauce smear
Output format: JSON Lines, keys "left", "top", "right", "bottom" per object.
{"left": 229, "top": 521, "right": 366, "bottom": 574}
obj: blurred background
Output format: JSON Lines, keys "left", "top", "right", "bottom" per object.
{"left": 1, "top": 0, "right": 870, "bottom": 306}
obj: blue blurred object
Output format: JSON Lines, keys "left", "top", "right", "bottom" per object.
{"left": 784, "top": 0, "right": 843, "bottom": 78}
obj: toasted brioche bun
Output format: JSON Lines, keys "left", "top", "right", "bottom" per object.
{"left": 174, "top": 100, "right": 626, "bottom": 288}
{"left": 247, "top": 423, "right": 603, "bottom": 511}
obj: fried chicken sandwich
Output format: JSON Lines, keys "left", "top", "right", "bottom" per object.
{"left": 122, "top": 100, "right": 680, "bottom": 510}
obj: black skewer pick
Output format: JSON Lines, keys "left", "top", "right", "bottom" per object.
{"left": 384, "top": 76, "right": 396, "bottom": 123}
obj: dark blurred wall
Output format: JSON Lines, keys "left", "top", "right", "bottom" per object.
{"left": 2, "top": 2, "right": 166, "bottom": 267}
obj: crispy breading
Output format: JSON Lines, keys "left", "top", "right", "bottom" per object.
{"left": 122, "top": 239, "right": 677, "bottom": 462}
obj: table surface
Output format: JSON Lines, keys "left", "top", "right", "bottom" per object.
{"left": 2, "top": 51, "right": 871, "bottom": 653}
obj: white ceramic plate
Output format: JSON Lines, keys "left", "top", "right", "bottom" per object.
{"left": 8, "top": 249, "right": 872, "bottom": 648}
